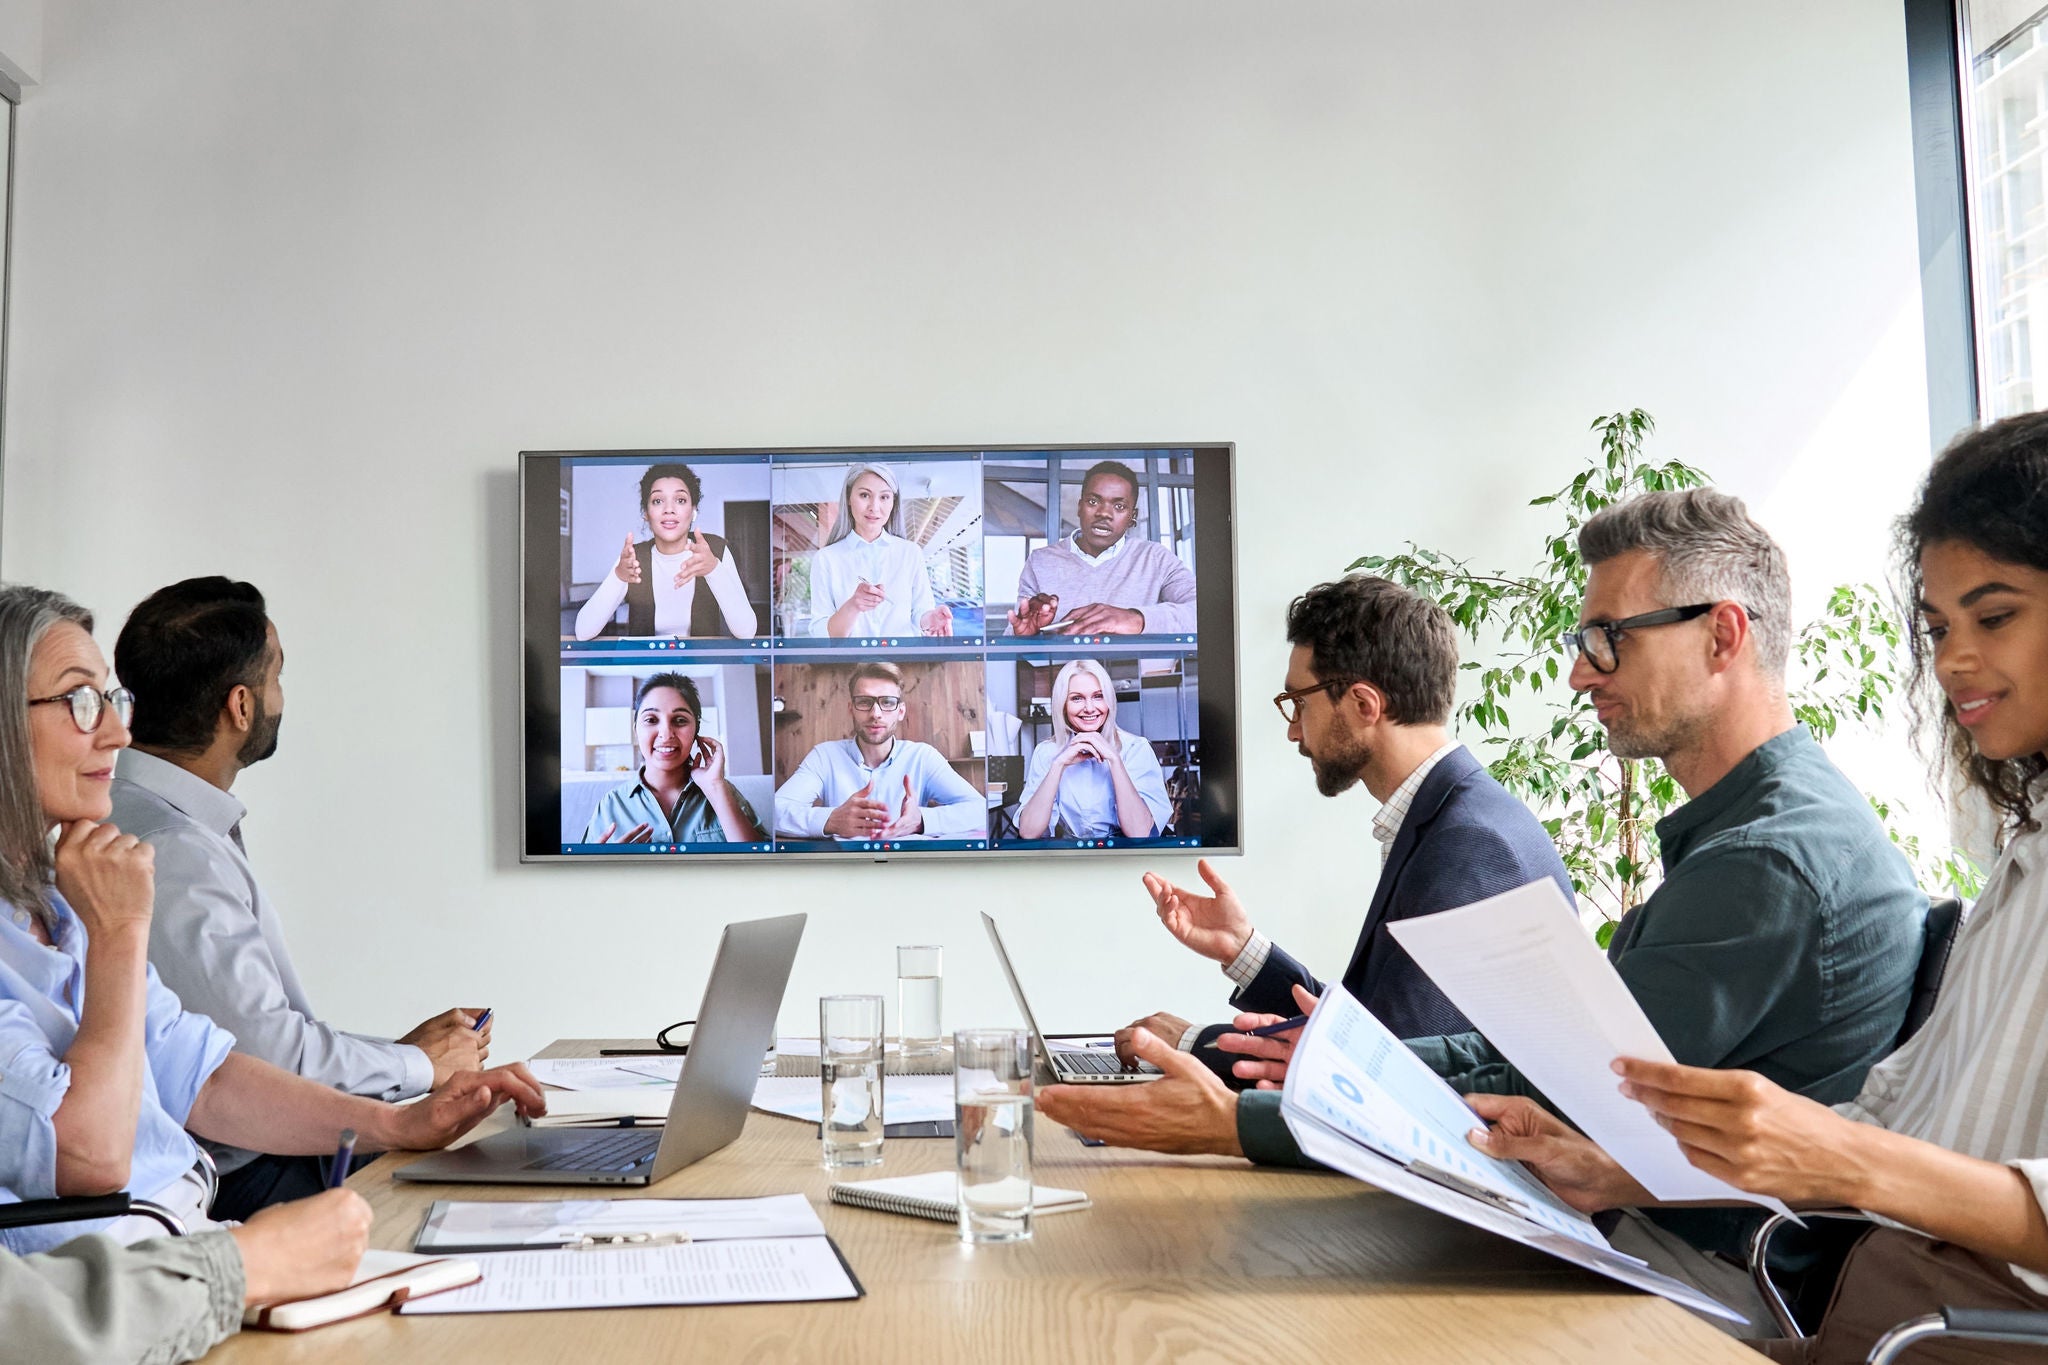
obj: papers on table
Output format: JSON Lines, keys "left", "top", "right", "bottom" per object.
{"left": 524, "top": 1057, "right": 683, "bottom": 1091}
{"left": 396, "top": 1238, "right": 861, "bottom": 1314}
{"left": 750, "top": 1074, "right": 956, "bottom": 1126}
{"left": 1044, "top": 1036, "right": 1116, "bottom": 1054}
{"left": 1386, "top": 879, "right": 1794, "bottom": 1218}
{"left": 414, "top": 1194, "right": 825, "bottom": 1253}
{"left": 522, "top": 1089, "right": 674, "bottom": 1128}
{"left": 1280, "top": 985, "right": 1743, "bottom": 1322}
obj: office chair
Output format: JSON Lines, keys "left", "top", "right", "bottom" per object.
{"left": 1747, "top": 897, "right": 1991, "bottom": 1350}
{"left": 0, "top": 1147, "right": 219, "bottom": 1243}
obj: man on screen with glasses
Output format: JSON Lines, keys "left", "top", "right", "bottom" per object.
{"left": 772, "top": 661, "right": 986, "bottom": 843}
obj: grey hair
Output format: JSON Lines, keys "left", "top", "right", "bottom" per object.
{"left": 824, "top": 462, "right": 905, "bottom": 547}
{"left": 1577, "top": 489, "right": 1791, "bottom": 678}
{"left": 0, "top": 585, "right": 95, "bottom": 916}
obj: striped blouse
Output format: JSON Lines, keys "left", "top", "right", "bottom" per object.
{"left": 1838, "top": 808, "right": 2048, "bottom": 1293}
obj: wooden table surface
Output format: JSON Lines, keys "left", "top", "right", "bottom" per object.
{"left": 209, "top": 1040, "right": 1758, "bottom": 1365}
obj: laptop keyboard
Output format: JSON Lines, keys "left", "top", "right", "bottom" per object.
{"left": 1057, "top": 1050, "right": 1156, "bottom": 1075}
{"left": 522, "top": 1130, "right": 661, "bottom": 1173}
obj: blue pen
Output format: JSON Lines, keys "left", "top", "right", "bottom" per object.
{"left": 1196, "top": 1015, "right": 1310, "bottom": 1047}
{"left": 472, "top": 1008, "right": 492, "bottom": 1032}
{"left": 326, "top": 1128, "right": 357, "bottom": 1190}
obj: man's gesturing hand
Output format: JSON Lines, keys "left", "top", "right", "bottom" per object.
{"left": 1142, "top": 858, "right": 1253, "bottom": 965}
{"left": 1038, "top": 1028, "right": 1242, "bottom": 1156}
{"left": 823, "top": 782, "right": 888, "bottom": 839}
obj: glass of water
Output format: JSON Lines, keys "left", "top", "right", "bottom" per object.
{"left": 953, "top": 1028, "right": 1034, "bottom": 1243}
{"left": 896, "top": 945, "right": 943, "bottom": 1058}
{"left": 820, "top": 995, "right": 884, "bottom": 1169}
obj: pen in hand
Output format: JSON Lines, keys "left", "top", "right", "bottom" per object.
{"left": 326, "top": 1129, "right": 358, "bottom": 1190}
{"left": 1226, "top": 1013, "right": 1309, "bottom": 1041}
{"left": 471, "top": 1008, "right": 493, "bottom": 1033}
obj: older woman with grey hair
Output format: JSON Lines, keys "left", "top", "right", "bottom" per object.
{"left": 803, "top": 463, "right": 953, "bottom": 638}
{"left": 0, "top": 584, "right": 546, "bottom": 1260}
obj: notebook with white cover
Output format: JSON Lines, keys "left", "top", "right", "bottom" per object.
{"left": 829, "top": 1171, "right": 1090, "bottom": 1223}
{"left": 245, "top": 1249, "right": 481, "bottom": 1331}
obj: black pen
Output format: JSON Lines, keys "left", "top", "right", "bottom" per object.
{"left": 1196, "top": 1015, "right": 1310, "bottom": 1047}
{"left": 326, "top": 1128, "right": 357, "bottom": 1189}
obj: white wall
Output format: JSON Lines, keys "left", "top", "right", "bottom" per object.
{"left": 0, "top": 0, "right": 40, "bottom": 88}
{"left": 4, "top": 2, "right": 1933, "bottom": 1065}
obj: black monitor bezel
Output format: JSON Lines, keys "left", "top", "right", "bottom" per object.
{"left": 520, "top": 442, "right": 1240, "bottom": 863}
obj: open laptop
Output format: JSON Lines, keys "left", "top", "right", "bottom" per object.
{"left": 395, "top": 912, "right": 805, "bottom": 1185}
{"left": 981, "top": 911, "right": 1161, "bottom": 1085}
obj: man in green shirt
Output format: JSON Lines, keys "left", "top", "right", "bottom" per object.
{"left": 1045, "top": 490, "right": 1924, "bottom": 1313}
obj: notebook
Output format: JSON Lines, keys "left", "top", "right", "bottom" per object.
{"left": 245, "top": 1249, "right": 482, "bottom": 1331}
{"left": 828, "top": 1171, "right": 1090, "bottom": 1223}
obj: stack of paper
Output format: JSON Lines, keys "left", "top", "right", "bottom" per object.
{"left": 749, "top": 1074, "right": 955, "bottom": 1126}
{"left": 415, "top": 1194, "right": 825, "bottom": 1253}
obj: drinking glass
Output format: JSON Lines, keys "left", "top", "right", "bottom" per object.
{"left": 896, "top": 945, "right": 943, "bottom": 1058}
{"left": 820, "top": 994, "right": 884, "bottom": 1169}
{"left": 954, "top": 1028, "right": 1034, "bottom": 1243}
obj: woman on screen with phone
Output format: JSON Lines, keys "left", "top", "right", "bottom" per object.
{"left": 1016, "top": 659, "right": 1171, "bottom": 840}
{"left": 584, "top": 673, "right": 764, "bottom": 844}
{"left": 574, "top": 462, "right": 758, "bottom": 640}
{"left": 805, "top": 463, "right": 953, "bottom": 638}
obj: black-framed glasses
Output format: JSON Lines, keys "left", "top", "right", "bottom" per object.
{"left": 1273, "top": 679, "right": 1347, "bottom": 725}
{"left": 1565, "top": 603, "right": 1761, "bottom": 674}
{"left": 29, "top": 685, "right": 134, "bottom": 735}
{"left": 850, "top": 695, "right": 904, "bottom": 714}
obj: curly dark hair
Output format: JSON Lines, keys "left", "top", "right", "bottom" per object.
{"left": 1898, "top": 411, "right": 2048, "bottom": 836}
{"left": 1285, "top": 576, "right": 1457, "bottom": 725}
{"left": 638, "top": 463, "right": 702, "bottom": 513}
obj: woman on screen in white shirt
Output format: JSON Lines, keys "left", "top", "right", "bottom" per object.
{"left": 1016, "top": 659, "right": 1171, "bottom": 840}
{"left": 805, "top": 463, "right": 953, "bottom": 638}
{"left": 574, "top": 463, "right": 758, "bottom": 640}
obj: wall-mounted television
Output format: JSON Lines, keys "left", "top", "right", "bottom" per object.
{"left": 521, "top": 444, "right": 1239, "bottom": 862}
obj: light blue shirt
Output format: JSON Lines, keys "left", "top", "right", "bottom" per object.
{"left": 583, "top": 771, "right": 761, "bottom": 844}
{"left": 0, "top": 890, "right": 234, "bottom": 1253}
{"left": 773, "top": 738, "right": 986, "bottom": 840}
{"left": 1018, "top": 729, "right": 1173, "bottom": 839}
{"left": 804, "top": 531, "right": 936, "bottom": 637}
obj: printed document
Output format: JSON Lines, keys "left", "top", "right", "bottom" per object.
{"left": 1280, "top": 985, "right": 1743, "bottom": 1322}
{"left": 397, "top": 1238, "right": 859, "bottom": 1313}
{"left": 1386, "top": 879, "right": 1794, "bottom": 1216}
{"left": 415, "top": 1194, "right": 825, "bottom": 1252}
{"left": 751, "top": 1074, "right": 955, "bottom": 1125}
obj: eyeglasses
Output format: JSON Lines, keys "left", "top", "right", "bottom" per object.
{"left": 1272, "top": 679, "right": 1347, "bottom": 725}
{"left": 29, "top": 684, "right": 135, "bottom": 735}
{"left": 850, "top": 695, "right": 903, "bottom": 714}
{"left": 1564, "top": 603, "right": 1761, "bottom": 674}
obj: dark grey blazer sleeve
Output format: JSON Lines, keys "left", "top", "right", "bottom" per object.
{"left": 1229, "top": 943, "right": 1325, "bottom": 1020}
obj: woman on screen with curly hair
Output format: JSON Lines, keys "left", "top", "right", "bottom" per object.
{"left": 575, "top": 462, "right": 757, "bottom": 640}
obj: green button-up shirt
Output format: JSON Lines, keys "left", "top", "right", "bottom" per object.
{"left": 582, "top": 772, "right": 760, "bottom": 844}
{"left": 1240, "top": 728, "right": 1928, "bottom": 1251}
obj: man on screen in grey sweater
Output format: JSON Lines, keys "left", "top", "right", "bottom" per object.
{"left": 1007, "top": 460, "right": 1199, "bottom": 636}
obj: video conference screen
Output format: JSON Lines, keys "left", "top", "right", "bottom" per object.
{"left": 521, "top": 445, "right": 1240, "bottom": 861}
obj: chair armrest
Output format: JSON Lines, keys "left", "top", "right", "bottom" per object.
{"left": 1867, "top": 1308, "right": 2048, "bottom": 1364}
{"left": 0, "top": 1193, "right": 186, "bottom": 1238}
{"left": 1750, "top": 1208, "right": 1873, "bottom": 1339}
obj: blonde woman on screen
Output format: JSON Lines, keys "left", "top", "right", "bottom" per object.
{"left": 1016, "top": 659, "right": 1171, "bottom": 839}
{"left": 805, "top": 463, "right": 952, "bottom": 638}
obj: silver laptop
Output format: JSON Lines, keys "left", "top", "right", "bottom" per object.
{"left": 395, "top": 913, "right": 805, "bottom": 1185}
{"left": 981, "top": 911, "right": 1161, "bottom": 1085}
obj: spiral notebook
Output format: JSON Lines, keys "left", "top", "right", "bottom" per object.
{"left": 828, "top": 1171, "right": 1089, "bottom": 1223}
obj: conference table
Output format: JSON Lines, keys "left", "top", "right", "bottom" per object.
{"left": 210, "top": 1040, "right": 1758, "bottom": 1364}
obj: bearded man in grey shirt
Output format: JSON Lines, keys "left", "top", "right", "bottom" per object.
{"left": 107, "top": 577, "right": 491, "bottom": 1220}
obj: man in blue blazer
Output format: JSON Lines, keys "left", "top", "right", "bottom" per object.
{"left": 1112, "top": 574, "right": 1573, "bottom": 1082}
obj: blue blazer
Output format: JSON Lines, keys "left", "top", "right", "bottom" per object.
{"left": 1196, "top": 746, "right": 1572, "bottom": 1078}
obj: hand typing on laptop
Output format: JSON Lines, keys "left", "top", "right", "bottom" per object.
{"left": 375, "top": 1063, "right": 548, "bottom": 1150}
